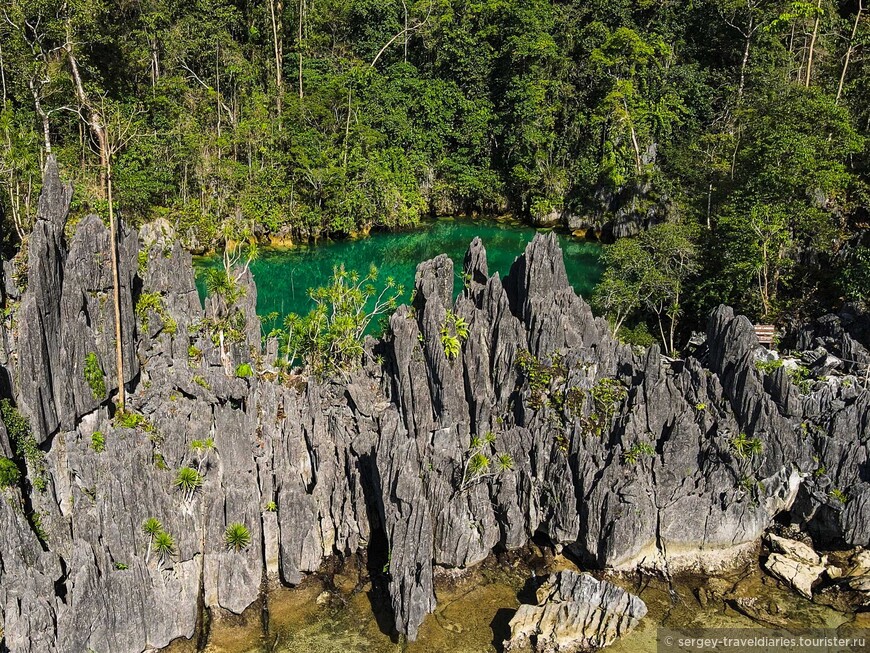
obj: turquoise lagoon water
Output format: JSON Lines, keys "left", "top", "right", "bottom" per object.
{"left": 194, "top": 217, "right": 602, "bottom": 323}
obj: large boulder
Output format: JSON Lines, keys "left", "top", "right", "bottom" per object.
{"left": 504, "top": 570, "right": 647, "bottom": 652}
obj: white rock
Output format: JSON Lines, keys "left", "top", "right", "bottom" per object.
{"left": 764, "top": 553, "right": 825, "bottom": 599}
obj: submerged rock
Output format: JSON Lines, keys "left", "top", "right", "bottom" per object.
{"left": 504, "top": 570, "right": 647, "bottom": 652}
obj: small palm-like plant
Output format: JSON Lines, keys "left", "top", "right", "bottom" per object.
{"left": 224, "top": 523, "right": 251, "bottom": 551}
{"left": 190, "top": 438, "right": 215, "bottom": 474}
{"left": 152, "top": 531, "right": 175, "bottom": 567}
{"left": 175, "top": 466, "right": 203, "bottom": 500}
{"left": 496, "top": 453, "right": 515, "bottom": 472}
{"left": 731, "top": 432, "right": 763, "bottom": 459}
{"left": 142, "top": 517, "right": 163, "bottom": 563}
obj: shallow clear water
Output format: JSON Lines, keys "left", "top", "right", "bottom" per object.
{"left": 194, "top": 217, "right": 602, "bottom": 324}
{"left": 167, "top": 553, "right": 859, "bottom": 653}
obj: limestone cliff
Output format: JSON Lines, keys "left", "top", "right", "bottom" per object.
{"left": 0, "top": 159, "right": 867, "bottom": 651}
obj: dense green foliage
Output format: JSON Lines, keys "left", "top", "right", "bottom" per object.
{"left": 0, "top": 398, "right": 48, "bottom": 491}
{"left": 84, "top": 352, "right": 107, "bottom": 399}
{"left": 594, "top": 223, "right": 697, "bottom": 354}
{"left": 91, "top": 430, "right": 106, "bottom": 453}
{"left": 0, "top": 0, "right": 867, "bottom": 336}
{"left": 0, "top": 456, "right": 21, "bottom": 488}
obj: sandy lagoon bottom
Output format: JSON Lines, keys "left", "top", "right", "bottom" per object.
{"left": 165, "top": 544, "right": 866, "bottom": 653}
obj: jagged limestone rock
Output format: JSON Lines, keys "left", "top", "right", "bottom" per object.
{"left": 504, "top": 570, "right": 647, "bottom": 652}
{"left": 764, "top": 553, "right": 825, "bottom": 599}
{"left": 1, "top": 160, "right": 868, "bottom": 652}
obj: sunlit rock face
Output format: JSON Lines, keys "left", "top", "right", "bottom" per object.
{"left": 503, "top": 570, "right": 647, "bottom": 652}
{"left": 0, "top": 159, "right": 867, "bottom": 652}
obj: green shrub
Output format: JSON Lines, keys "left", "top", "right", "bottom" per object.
{"left": 192, "top": 374, "right": 210, "bottom": 389}
{"left": 567, "top": 377, "right": 629, "bottom": 439}
{"left": 114, "top": 411, "right": 153, "bottom": 431}
{"left": 114, "top": 562, "right": 129, "bottom": 570}
{"left": 135, "top": 291, "right": 178, "bottom": 335}
{"left": 224, "top": 522, "right": 252, "bottom": 551}
{"left": 264, "top": 500, "right": 278, "bottom": 512}
{"left": 91, "top": 431, "right": 105, "bottom": 453}
{"left": 0, "top": 456, "right": 21, "bottom": 488}
{"left": 830, "top": 488, "right": 849, "bottom": 504}
{"left": 754, "top": 358, "right": 783, "bottom": 375}
{"left": 0, "top": 400, "right": 48, "bottom": 491}
{"left": 515, "top": 350, "right": 567, "bottom": 410}
{"left": 439, "top": 310, "right": 469, "bottom": 361}
{"left": 84, "top": 352, "right": 107, "bottom": 399}
{"left": 234, "top": 363, "right": 253, "bottom": 378}
{"left": 617, "top": 322, "right": 656, "bottom": 347}
{"left": 786, "top": 365, "right": 813, "bottom": 394}
{"left": 282, "top": 264, "right": 403, "bottom": 378}
{"left": 622, "top": 442, "right": 655, "bottom": 465}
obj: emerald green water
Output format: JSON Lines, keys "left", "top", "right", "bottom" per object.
{"left": 194, "top": 217, "right": 602, "bottom": 324}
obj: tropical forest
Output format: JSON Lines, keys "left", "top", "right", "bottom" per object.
{"left": 0, "top": 2, "right": 870, "bottom": 653}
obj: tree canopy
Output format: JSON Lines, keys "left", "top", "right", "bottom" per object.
{"left": 0, "top": 0, "right": 867, "bottom": 332}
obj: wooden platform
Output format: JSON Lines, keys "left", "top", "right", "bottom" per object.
{"left": 754, "top": 324, "right": 777, "bottom": 346}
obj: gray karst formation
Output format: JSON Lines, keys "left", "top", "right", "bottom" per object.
{"left": 1, "top": 159, "right": 868, "bottom": 652}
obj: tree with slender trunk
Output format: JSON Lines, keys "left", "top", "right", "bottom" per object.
{"left": 297, "top": 0, "right": 304, "bottom": 99}
{"left": 837, "top": 1, "right": 864, "bottom": 102}
{"left": 805, "top": 0, "right": 824, "bottom": 87}
{"left": 269, "top": 0, "right": 284, "bottom": 117}
{"left": 142, "top": 518, "right": 163, "bottom": 565}
{"left": 66, "top": 34, "right": 140, "bottom": 413}
{"left": 718, "top": 0, "right": 770, "bottom": 102}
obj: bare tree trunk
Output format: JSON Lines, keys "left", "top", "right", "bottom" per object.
{"left": 298, "top": 0, "right": 304, "bottom": 99}
{"left": 0, "top": 40, "right": 7, "bottom": 109}
{"left": 29, "top": 80, "right": 52, "bottom": 154}
{"left": 149, "top": 34, "right": 160, "bottom": 93}
{"left": 837, "top": 2, "right": 863, "bottom": 102}
{"left": 106, "top": 155, "right": 126, "bottom": 413}
{"left": 805, "top": 0, "right": 823, "bottom": 87}
{"left": 706, "top": 181, "right": 713, "bottom": 230}
{"left": 67, "top": 38, "right": 126, "bottom": 411}
{"left": 269, "top": 0, "right": 284, "bottom": 117}
{"left": 342, "top": 89, "right": 352, "bottom": 168}
{"left": 216, "top": 45, "right": 221, "bottom": 139}
{"left": 402, "top": 0, "right": 408, "bottom": 61}
{"left": 737, "top": 14, "right": 754, "bottom": 101}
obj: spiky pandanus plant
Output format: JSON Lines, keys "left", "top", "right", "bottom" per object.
{"left": 174, "top": 466, "right": 203, "bottom": 501}
{"left": 224, "top": 523, "right": 252, "bottom": 551}
{"left": 142, "top": 517, "right": 163, "bottom": 564}
{"left": 152, "top": 531, "right": 175, "bottom": 569}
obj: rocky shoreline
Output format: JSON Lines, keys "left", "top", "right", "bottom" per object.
{"left": 0, "top": 159, "right": 868, "bottom": 652}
